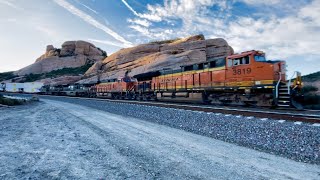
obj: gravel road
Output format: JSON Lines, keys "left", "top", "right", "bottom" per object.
{"left": 0, "top": 99, "right": 319, "bottom": 179}
{"left": 34, "top": 95, "right": 320, "bottom": 164}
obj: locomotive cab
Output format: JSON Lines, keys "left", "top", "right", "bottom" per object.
{"left": 226, "top": 50, "right": 285, "bottom": 87}
{"left": 226, "top": 50, "right": 302, "bottom": 108}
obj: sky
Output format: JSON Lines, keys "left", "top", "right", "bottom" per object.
{"left": 0, "top": 0, "right": 319, "bottom": 77}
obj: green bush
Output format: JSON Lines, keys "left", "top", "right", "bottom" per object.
{"left": 150, "top": 38, "right": 182, "bottom": 44}
{"left": 302, "top": 71, "right": 320, "bottom": 82}
{"left": 24, "top": 73, "right": 43, "bottom": 82}
{"left": 302, "top": 94, "right": 320, "bottom": 109}
{"left": 302, "top": 85, "right": 318, "bottom": 93}
{"left": 0, "top": 71, "right": 18, "bottom": 81}
{"left": 23, "top": 63, "right": 93, "bottom": 82}
{"left": 0, "top": 97, "right": 24, "bottom": 106}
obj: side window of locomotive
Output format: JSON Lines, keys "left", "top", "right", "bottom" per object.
{"left": 227, "top": 59, "right": 233, "bottom": 67}
{"left": 216, "top": 58, "right": 225, "bottom": 67}
{"left": 209, "top": 61, "right": 216, "bottom": 68}
{"left": 233, "top": 59, "right": 240, "bottom": 66}
{"left": 198, "top": 64, "right": 204, "bottom": 70}
{"left": 240, "top": 56, "right": 250, "bottom": 65}
{"left": 184, "top": 65, "right": 193, "bottom": 71}
{"left": 254, "top": 55, "right": 266, "bottom": 62}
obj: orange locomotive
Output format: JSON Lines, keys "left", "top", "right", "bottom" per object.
{"left": 92, "top": 50, "right": 303, "bottom": 108}
{"left": 93, "top": 76, "right": 136, "bottom": 99}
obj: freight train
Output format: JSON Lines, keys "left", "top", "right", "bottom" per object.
{"left": 6, "top": 50, "right": 303, "bottom": 109}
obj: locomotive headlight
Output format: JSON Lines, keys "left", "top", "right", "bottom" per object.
{"left": 296, "top": 81, "right": 300, "bottom": 85}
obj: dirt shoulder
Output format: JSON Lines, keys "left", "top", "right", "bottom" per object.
{"left": 0, "top": 100, "right": 319, "bottom": 179}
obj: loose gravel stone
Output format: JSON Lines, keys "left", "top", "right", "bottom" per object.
{"left": 35, "top": 96, "right": 320, "bottom": 164}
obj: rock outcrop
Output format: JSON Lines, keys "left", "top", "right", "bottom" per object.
{"left": 80, "top": 35, "right": 233, "bottom": 83}
{"left": 16, "top": 40, "right": 106, "bottom": 76}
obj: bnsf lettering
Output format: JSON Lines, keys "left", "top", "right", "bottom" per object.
{"left": 233, "top": 68, "right": 251, "bottom": 75}
{"left": 161, "top": 77, "right": 179, "bottom": 82}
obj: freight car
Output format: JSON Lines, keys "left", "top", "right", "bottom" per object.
{"left": 41, "top": 50, "right": 303, "bottom": 109}
{"left": 1, "top": 82, "right": 44, "bottom": 93}
{"left": 40, "top": 83, "right": 94, "bottom": 96}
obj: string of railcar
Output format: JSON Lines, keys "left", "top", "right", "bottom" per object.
{"left": 1, "top": 50, "right": 305, "bottom": 111}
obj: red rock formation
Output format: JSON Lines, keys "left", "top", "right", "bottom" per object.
{"left": 80, "top": 35, "right": 233, "bottom": 83}
{"left": 15, "top": 41, "right": 106, "bottom": 76}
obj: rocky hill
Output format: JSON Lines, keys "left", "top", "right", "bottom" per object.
{"left": 1, "top": 35, "right": 233, "bottom": 85}
{"left": 79, "top": 35, "right": 233, "bottom": 84}
{"left": 15, "top": 40, "right": 106, "bottom": 76}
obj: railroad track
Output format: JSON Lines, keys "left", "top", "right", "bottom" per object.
{"left": 93, "top": 99, "right": 320, "bottom": 123}
{"left": 3, "top": 93, "right": 320, "bottom": 124}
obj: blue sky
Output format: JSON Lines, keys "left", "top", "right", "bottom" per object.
{"left": 0, "top": 0, "right": 319, "bottom": 77}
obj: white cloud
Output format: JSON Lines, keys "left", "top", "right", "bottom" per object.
{"left": 121, "top": 0, "right": 162, "bottom": 21}
{"left": 123, "top": 0, "right": 231, "bottom": 40}
{"left": 35, "top": 25, "right": 60, "bottom": 38}
{"left": 88, "top": 38, "right": 128, "bottom": 48}
{"left": 240, "top": 0, "right": 281, "bottom": 5}
{"left": 127, "top": 18, "right": 151, "bottom": 27}
{"left": 121, "top": 0, "right": 139, "bottom": 17}
{"left": 75, "top": 0, "right": 98, "bottom": 14}
{"left": 54, "top": 0, "right": 133, "bottom": 47}
{"left": 299, "top": 0, "right": 320, "bottom": 25}
{"left": 121, "top": 0, "right": 320, "bottom": 64}
{"left": 223, "top": 0, "right": 320, "bottom": 60}
{"left": 0, "top": 0, "right": 23, "bottom": 10}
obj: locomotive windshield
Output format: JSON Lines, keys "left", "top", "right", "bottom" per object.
{"left": 254, "top": 55, "right": 266, "bottom": 62}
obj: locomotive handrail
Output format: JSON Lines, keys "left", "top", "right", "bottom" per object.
{"left": 288, "top": 71, "right": 298, "bottom": 95}
{"left": 275, "top": 72, "right": 282, "bottom": 98}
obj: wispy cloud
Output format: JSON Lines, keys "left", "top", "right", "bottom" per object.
{"left": 127, "top": 18, "right": 151, "bottom": 27}
{"left": 54, "top": 0, "right": 133, "bottom": 47}
{"left": 121, "top": 0, "right": 320, "bottom": 62}
{"left": 75, "top": 0, "right": 98, "bottom": 14}
{"left": 0, "top": 0, "right": 23, "bottom": 10}
{"left": 121, "top": 0, "right": 162, "bottom": 21}
{"left": 240, "top": 0, "right": 281, "bottom": 5}
{"left": 121, "top": 0, "right": 139, "bottom": 16}
{"left": 123, "top": 0, "right": 229, "bottom": 41}
{"left": 35, "top": 25, "right": 60, "bottom": 38}
{"left": 88, "top": 38, "right": 129, "bottom": 48}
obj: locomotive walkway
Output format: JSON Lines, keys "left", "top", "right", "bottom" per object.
{"left": 0, "top": 99, "right": 319, "bottom": 179}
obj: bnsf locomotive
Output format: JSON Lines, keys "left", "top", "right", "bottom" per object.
{"left": 85, "top": 50, "right": 302, "bottom": 109}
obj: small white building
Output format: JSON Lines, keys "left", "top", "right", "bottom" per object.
{"left": 1, "top": 82, "right": 43, "bottom": 93}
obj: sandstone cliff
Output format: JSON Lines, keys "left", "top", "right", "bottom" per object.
{"left": 15, "top": 40, "right": 106, "bottom": 76}
{"left": 79, "top": 35, "right": 233, "bottom": 84}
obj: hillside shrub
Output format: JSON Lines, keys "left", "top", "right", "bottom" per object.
{"left": 0, "top": 97, "right": 24, "bottom": 106}
{"left": 302, "top": 95, "right": 320, "bottom": 110}
{"left": 0, "top": 72, "right": 18, "bottom": 81}
{"left": 302, "top": 85, "right": 318, "bottom": 93}
{"left": 23, "top": 63, "right": 93, "bottom": 82}
{"left": 302, "top": 71, "right": 320, "bottom": 82}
